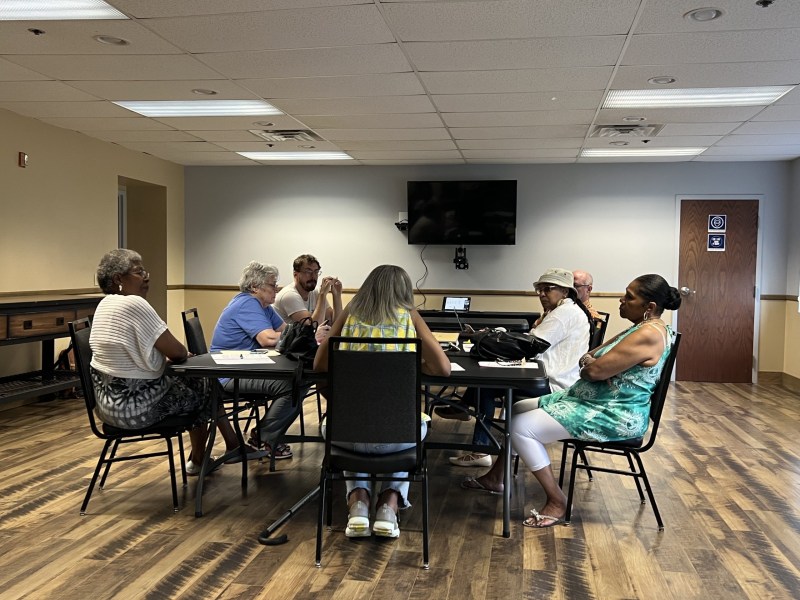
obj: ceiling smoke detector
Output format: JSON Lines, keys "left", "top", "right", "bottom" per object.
{"left": 590, "top": 124, "right": 664, "bottom": 138}
{"left": 248, "top": 129, "right": 324, "bottom": 143}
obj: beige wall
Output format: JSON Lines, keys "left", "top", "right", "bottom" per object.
{"left": 785, "top": 301, "right": 800, "bottom": 379}
{"left": 0, "top": 109, "right": 184, "bottom": 377}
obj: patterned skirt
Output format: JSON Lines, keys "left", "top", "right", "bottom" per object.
{"left": 90, "top": 366, "right": 216, "bottom": 430}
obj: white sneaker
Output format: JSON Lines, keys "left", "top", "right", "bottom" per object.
{"left": 373, "top": 504, "right": 400, "bottom": 538}
{"left": 345, "top": 500, "right": 371, "bottom": 538}
{"left": 449, "top": 452, "right": 492, "bottom": 467}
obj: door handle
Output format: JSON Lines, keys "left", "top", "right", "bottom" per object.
{"left": 679, "top": 286, "right": 696, "bottom": 297}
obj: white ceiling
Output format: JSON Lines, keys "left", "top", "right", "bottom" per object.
{"left": 1, "top": 0, "right": 799, "bottom": 166}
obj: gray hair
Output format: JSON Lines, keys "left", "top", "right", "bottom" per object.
{"left": 97, "top": 248, "right": 142, "bottom": 294}
{"left": 239, "top": 261, "right": 279, "bottom": 292}
{"left": 347, "top": 265, "right": 414, "bottom": 325}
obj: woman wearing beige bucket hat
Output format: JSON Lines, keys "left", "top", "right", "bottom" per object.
{"left": 443, "top": 267, "right": 593, "bottom": 468}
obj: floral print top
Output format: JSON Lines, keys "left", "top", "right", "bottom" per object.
{"left": 538, "top": 323, "right": 674, "bottom": 442}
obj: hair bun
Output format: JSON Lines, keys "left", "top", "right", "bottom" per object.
{"left": 664, "top": 287, "right": 682, "bottom": 311}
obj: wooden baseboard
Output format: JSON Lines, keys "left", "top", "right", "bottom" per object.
{"left": 758, "top": 371, "right": 800, "bottom": 393}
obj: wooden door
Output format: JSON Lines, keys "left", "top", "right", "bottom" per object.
{"left": 677, "top": 199, "right": 758, "bottom": 382}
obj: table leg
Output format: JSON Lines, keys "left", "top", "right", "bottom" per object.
{"left": 232, "top": 379, "right": 248, "bottom": 490}
{"left": 503, "top": 387, "right": 513, "bottom": 538}
{"left": 195, "top": 396, "right": 218, "bottom": 517}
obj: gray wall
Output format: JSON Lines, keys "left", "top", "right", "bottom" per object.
{"left": 185, "top": 161, "right": 794, "bottom": 294}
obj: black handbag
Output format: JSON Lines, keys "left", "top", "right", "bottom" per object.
{"left": 470, "top": 330, "right": 550, "bottom": 361}
{"left": 278, "top": 317, "right": 319, "bottom": 366}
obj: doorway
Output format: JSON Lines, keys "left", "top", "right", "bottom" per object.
{"left": 119, "top": 177, "right": 168, "bottom": 319}
{"left": 676, "top": 198, "right": 760, "bottom": 383}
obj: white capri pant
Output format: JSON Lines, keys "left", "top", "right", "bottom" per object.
{"left": 509, "top": 398, "right": 570, "bottom": 472}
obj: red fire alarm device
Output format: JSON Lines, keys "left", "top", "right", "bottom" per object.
{"left": 18, "top": 152, "right": 28, "bottom": 168}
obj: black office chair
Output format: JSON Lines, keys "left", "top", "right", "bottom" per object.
{"left": 315, "top": 337, "right": 429, "bottom": 569}
{"left": 558, "top": 332, "right": 681, "bottom": 530}
{"left": 69, "top": 318, "right": 195, "bottom": 515}
{"left": 589, "top": 311, "right": 610, "bottom": 350}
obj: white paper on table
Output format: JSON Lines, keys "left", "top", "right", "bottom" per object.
{"left": 450, "top": 362, "right": 465, "bottom": 371}
{"left": 211, "top": 351, "right": 275, "bottom": 365}
{"left": 478, "top": 361, "right": 539, "bottom": 369}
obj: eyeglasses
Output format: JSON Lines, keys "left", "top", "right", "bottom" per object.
{"left": 574, "top": 284, "right": 591, "bottom": 289}
{"left": 263, "top": 282, "right": 278, "bottom": 290}
{"left": 128, "top": 269, "right": 149, "bottom": 279}
{"left": 299, "top": 268, "right": 321, "bottom": 276}
{"left": 535, "top": 284, "right": 558, "bottom": 294}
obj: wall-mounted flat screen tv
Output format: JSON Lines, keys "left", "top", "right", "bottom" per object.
{"left": 407, "top": 180, "right": 517, "bottom": 245}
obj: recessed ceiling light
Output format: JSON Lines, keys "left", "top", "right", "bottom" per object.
{"left": 93, "top": 35, "right": 129, "bottom": 46}
{"left": 684, "top": 8, "right": 724, "bottom": 22}
{"left": 1, "top": 0, "right": 127, "bottom": 20}
{"left": 604, "top": 85, "right": 795, "bottom": 108}
{"left": 114, "top": 100, "right": 282, "bottom": 117}
{"left": 609, "top": 141, "right": 630, "bottom": 146}
{"left": 238, "top": 151, "right": 353, "bottom": 161}
{"left": 622, "top": 116, "right": 646, "bottom": 122}
{"left": 253, "top": 121, "right": 275, "bottom": 127}
{"left": 298, "top": 145, "right": 316, "bottom": 149}
{"left": 648, "top": 76, "right": 677, "bottom": 85}
{"left": 581, "top": 148, "right": 706, "bottom": 157}
{"left": 191, "top": 88, "right": 218, "bottom": 96}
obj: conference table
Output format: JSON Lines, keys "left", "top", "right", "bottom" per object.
{"left": 170, "top": 349, "right": 548, "bottom": 538}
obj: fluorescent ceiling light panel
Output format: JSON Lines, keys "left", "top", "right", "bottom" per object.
{"left": 114, "top": 100, "right": 282, "bottom": 117}
{"left": 0, "top": 0, "right": 127, "bottom": 20}
{"left": 604, "top": 86, "right": 794, "bottom": 108}
{"left": 238, "top": 152, "right": 353, "bottom": 161}
{"left": 581, "top": 148, "right": 706, "bottom": 157}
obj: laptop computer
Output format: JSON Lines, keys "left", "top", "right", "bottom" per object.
{"left": 442, "top": 296, "right": 471, "bottom": 312}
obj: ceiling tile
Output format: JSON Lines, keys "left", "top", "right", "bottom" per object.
{"left": 432, "top": 91, "right": 603, "bottom": 112}
{"left": 383, "top": 0, "right": 640, "bottom": 41}
{"left": 612, "top": 61, "right": 800, "bottom": 90}
{"left": 659, "top": 122, "right": 741, "bottom": 136}
{"left": 467, "top": 158, "right": 576, "bottom": 164}
{"left": 197, "top": 44, "right": 411, "bottom": 78}
{"left": 5, "top": 54, "right": 222, "bottom": 81}
{"left": 421, "top": 68, "right": 614, "bottom": 94}
{"left": 88, "top": 130, "right": 202, "bottom": 142}
{"left": 144, "top": 5, "right": 394, "bottom": 52}
{"left": 0, "top": 81, "right": 99, "bottom": 101}
{"left": 461, "top": 149, "right": 578, "bottom": 159}
{"left": 212, "top": 140, "right": 343, "bottom": 152}
{"left": 0, "top": 57, "right": 49, "bottom": 81}
{"left": 583, "top": 135, "right": 722, "bottom": 148}
{"left": 35, "top": 117, "right": 173, "bottom": 131}
{"left": 118, "top": 141, "right": 227, "bottom": 153}
{"left": 636, "top": 0, "right": 800, "bottom": 33}
{"left": 0, "top": 20, "right": 182, "bottom": 54}
{"left": 405, "top": 37, "right": 626, "bottom": 71}
{"left": 297, "top": 113, "right": 445, "bottom": 128}
{"left": 0, "top": 101, "right": 134, "bottom": 118}
{"left": 240, "top": 73, "right": 425, "bottom": 98}
{"left": 317, "top": 128, "right": 450, "bottom": 140}
{"left": 701, "top": 146, "right": 800, "bottom": 156}
{"left": 716, "top": 134, "right": 800, "bottom": 146}
{"left": 271, "top": 95, "right": 435, "bottom": 115}
{"left": 112, "top": 0, "right": 366, "bottom": 18}
{"left": 449, "top": 125, "right": 589, "bottom": 139}
{"left": 456, "top": 138, "right": 582, "bottom": 150}
{"left": 337, "top": 140, "right": 456, "bottom": 151}
{"left": 360, "top": 159, "right": 465, "bottom": 165}
{"left": 733, "top": 121, "right": 800, "bottom": 135}
{"left": 66, "top": 79, "right": 261, "bottom": 101}
{"left": 347, "top": 149, "right": 462, "bottom": 159}
{"left": 752, "top": 104, "right": 800, "bottom": 121}
{"left": 442, "top": 110, "right": 594, "bottom": 128}
{"left": 624, "top": 29, "right": 800, "bottom": 65}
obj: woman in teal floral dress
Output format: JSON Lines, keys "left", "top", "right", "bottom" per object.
{"left": 466, "top": 274, "right": 680, "bottom": 528}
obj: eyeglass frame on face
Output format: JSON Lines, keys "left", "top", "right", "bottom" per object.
{"left": 298, "top": 268, "right": 321, "bottom": 277}
{"left": 534, "top": 284, "right": 560, "bottom": 295}
{"left": 574, "top": 283, "right": 591, "bottom": 289}
{"left": 128, "top": 268, "right": 149, "bottom": 279}
{"left": 262, "top": 281, "right": 278, "bottom": 291}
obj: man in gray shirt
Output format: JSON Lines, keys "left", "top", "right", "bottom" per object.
{"left": 274, "top": 254, "right": 342, "bottom": 333}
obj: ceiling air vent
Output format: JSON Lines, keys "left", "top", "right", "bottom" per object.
{"left": 590, "top": 124, "right": 664, "bottom": 137}
{"left": 248, "top": 129, "right": 324, "bottom": 142}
